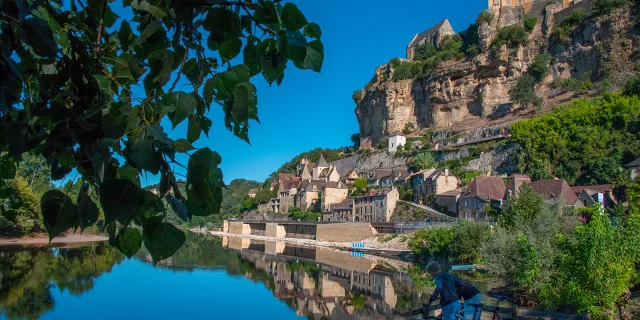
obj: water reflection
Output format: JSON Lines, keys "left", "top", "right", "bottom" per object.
{"left": 0, "top": 243, "right": 123, "bottom": 320}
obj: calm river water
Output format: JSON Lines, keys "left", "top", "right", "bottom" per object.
{"left": 0, "top": 232, "right": 505, "bottom": 319}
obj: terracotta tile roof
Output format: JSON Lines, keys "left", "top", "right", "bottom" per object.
{"left": 530, "top": 179, "right": 578, "bottom": 205}
{"left": 278, "top": 173, "right": 297, "bottom": 182}
{"left": 571, "top": 184, "right": 612, "bottom": 196}
{"left": 626, "top": 157, "right": 640, "bottom": 167}
{"left": 460, "top": 176, "right": 506, "bottom": 201}
{"left": 326, "top": 181, "right": 345, "bottom": 189}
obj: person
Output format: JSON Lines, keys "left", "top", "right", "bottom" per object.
{"left": 454, "top": 276, "right": 482, "bottom": 320}
{"left": 425, "top": 261, "right": 461, "bottom": 320}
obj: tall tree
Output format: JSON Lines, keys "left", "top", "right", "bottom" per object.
{"left": 0, "top": 0, "right": 323, "bottom": 262}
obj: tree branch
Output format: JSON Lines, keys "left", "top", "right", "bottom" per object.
{"left": 168, "top": 47, "right": 189, "bottom": 94}
{"left": 95, "top": 0, "right": 108, "bottom": 54}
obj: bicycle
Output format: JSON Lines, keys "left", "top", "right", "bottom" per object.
{"left": 398, "top": 294, "right": 517, "bottom": 320}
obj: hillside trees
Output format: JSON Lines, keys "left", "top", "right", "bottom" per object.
{"left": 0, "top": 0, "right": 323, "bottom": 262}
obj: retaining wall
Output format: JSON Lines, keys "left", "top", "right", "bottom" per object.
{"left": 316, "top": 222, "right": 377, "bottom": 242}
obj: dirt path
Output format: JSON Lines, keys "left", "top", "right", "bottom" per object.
{"left": 0, "top": 233, "right": 108, "bottom": 246}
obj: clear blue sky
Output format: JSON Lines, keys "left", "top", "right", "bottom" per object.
{"left": 117, "top": 0, "right": 486, "bottom": 185}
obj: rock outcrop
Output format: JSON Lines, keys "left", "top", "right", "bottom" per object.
{"left": 355, "top": 4, "right": 638, "bottom": 146}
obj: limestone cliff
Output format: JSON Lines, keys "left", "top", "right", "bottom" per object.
{"left": 355, "top": 4, "right": 639, "bottom": 146}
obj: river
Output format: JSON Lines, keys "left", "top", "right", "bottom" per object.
{"left": 0, "top": 232, "right": 506, "bottom": 319}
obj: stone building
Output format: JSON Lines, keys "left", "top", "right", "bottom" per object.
{"left": 344, "top": 169, "right": 359, "bottom": 185}
{"left": 410, "top": 168, "right": 458, "bottom": 203}
{"left": 322, "top": 198, "right": 354, "bottom": 222}
{"left": 529, "top": 179, "right": 583, "bottom": 208}
{"left": 626, "top": 157, "right": 640, "bottom": 183}
{"left": 406, "top": 19, "right": 455, "bottom": 60}
{"left": 322, "top": 181, "right": 349, "bottom": 211}
{"left": 459, "top": 176, "right": 506, "bottom": 221}
{"left": 435, "top": 191, "right": 461, "bottom": 215}
{"left": 353, "top": 188, "right": 399, "bottom": 222}
{"left": 388, "top": 133, "right": 406, "bottom": 153}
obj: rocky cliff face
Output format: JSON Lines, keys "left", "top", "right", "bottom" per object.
{"left": 355, "top": 5, "right": 638, "bottom": 145}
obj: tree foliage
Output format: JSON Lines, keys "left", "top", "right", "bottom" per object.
{"left": 510, "top": 74, "right": 543, "bottom": 109}
{"left": 491, "top": 25, "right": 529, "bottom": 51}
{"left": 410, "top": 152, "right": 436, "bottom": 171}
{"left": 511, "top": 94, "right": 640, "bottom": 185}
{"left": 0, "top": 0, "right": 323, "bottom": 263}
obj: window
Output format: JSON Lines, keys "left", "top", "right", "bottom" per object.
{"left": 464, "top": 200, "right": 470, "bottom": 207}
{"left": 475, "top": 201, "right": 482, "bottom": 209}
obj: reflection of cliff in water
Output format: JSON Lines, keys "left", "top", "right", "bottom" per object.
{"left": 0, "top": 243, "right": 123, "bottom": 320}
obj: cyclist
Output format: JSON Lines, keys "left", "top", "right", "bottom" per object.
{"left": 425, "top": 261, "right": 461, "bottom": 320}
{"left": 454, "top": 276, "right": 482, "bottom": 320}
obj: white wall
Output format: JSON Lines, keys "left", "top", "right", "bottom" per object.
{"left": 388, "top": 135, "right": 407, "bottom": 153}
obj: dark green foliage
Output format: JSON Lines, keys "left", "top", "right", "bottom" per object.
{"left": 563, "top": 8, "right": 587, "bottom": 26}
{"left": 0, "top": 0, "right": 323, "bottom": 261}
{"left": 491, "top": 25, "right": 529, "bottom": 51}
{"left": 550, "top": 25, "right": 573, "bottom": 44}
{"left": 476, "top": 10, "right": 494, "bottom": 25}
{"left": 289, "top": 206, "right": 321, "bottom": 221}
{"left": 528, "top": 53, "right": 551, "bottom": 83}
{"left": 352, "top": 90, "right": 362, "bottom": 102}
{"left": 414, "top": 42, "right": 436, "bottom": 61}
{"left": 594, "top": 0, "right": 628, "bottom": 15}
{"left": 409, "top": 152, "right": 436, "bottom": 171}
{"left": 376, "top": 137, "right": 389, "bottom": 150}
{"left": 622, "top": 74, "right": 640, "bottom": 97}
{"left": 509, "top": 74, "right": 543, "bottom": 109}
{"left": 511, "top": 94, "right": 640, "bottom": 185}
{"left": 559, "top": 71, "right": 594, "bottom": 94}
{"left": 408, "top": 227, "right": 455, "bottom": 260}
{"left": 450, "top": 222, "right": 490, "bottom": 264}
{"left": 524, "top": 17, "right": 538, "bottom": 32}
{"left": 351, "top": 133, "right": 361, "bottom": 149}
{"left": 460, "top": 23, "right": 480, "bottom": 57}
{"left": 499, "top": 184, "right": 543, "bottom": 228}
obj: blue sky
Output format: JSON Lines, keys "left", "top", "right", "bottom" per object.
{"left": 112, "top": 0, "right": 486, "bottom": 185}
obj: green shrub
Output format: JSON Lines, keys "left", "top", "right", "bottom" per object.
{"left": 550, "top": 25, "right": 573, "bottom": 44}
{"left": 460, "top": 23, "right": 480, "bottom": 57}
{"left": 528, "top": 53, "right": 551, "bottom": 83}
{"left": 563, "top": 7, "right": 587, "bottom": 26}
{"left": 492, "top": 25, "right": 529, "bottom": 51}
{"left": 409, "top": 152, "right": 436, "bottom": 171}
{"left": 376, "top": 136, "right": 389, "bottom": 150}
{"left": 476, "top": 10, "right": 494, "bottom": 25}
{"left": 509, "top": 74, "right": 543, "bottom": 109}
{"left": 593, "top": 0, "right": 627, "bottom": 15}
{"left": 524, "top": 17, "right": 538, "bottom": 32}
{"left": 414, "top": 42, "right": 436, "bottom": 61}
{"left": 408, "top": 227, "right": 455, "bottom": 260}
{"left": 450, "top": 222, "right": 490, "bottom": 264}
{"left": 622, "top": 74, "right": 640, "bottom": 97}
{"left": 352, "top": 90, "right": 362, "bottom": 102}
{"left": 561, "top": 77, "right": 580, "bottom": 91}
{"left": 402, "top": 122, "right": 415, "bottom": 134}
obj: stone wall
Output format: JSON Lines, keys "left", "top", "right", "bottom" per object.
{"left": 227, "top": 221, "right": 251, "bottom": 235}
{"left": 463, "top": 143, "right": 519, "bottom": 175}
{"left": 265, "top": 223, "right": 286, "bottom": 238}
{"left": 316, "top": 222, "right": 377, "bottom": 242}
{"left": 283, "top": 224, "right": 317, "bottom": 239}
{"left": 553, "top": 0, "right": 594, "bottom": 27}
{"left": 323, "top": 187, "right": 349, "bottom": 211}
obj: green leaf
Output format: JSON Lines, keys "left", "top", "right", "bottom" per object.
{"left": 281, "top": 3, "right": 307, "bottom": 31}
{"left": 41, "top": 190, "right": 79, "bottom": 241}
{"left": 183, "top": 58, "right": 201, "bottom": 85}
{"left": 118, "top": 165, "right": 141, "bottom": 186}
{"left": 145, "top": 124, "right": 173, "bottom": 145}
{"left": 286, "top": 30, "right": 307, "bottom": 47}
{"left": 231, "top": 65, "right": 251, "bottom": 84}
{"left": 201, "top": 116, "right": 213, "bottom": 137}
{"left": 99, "top": 179, "right": 146, "bottom": 225}
{"left": 1, "top": 208, "right": 17, "bottom": 222}
{"left": 148, "top": 49, "right": 176, "bottom": 82}
{"left": 142, "top": 222, "right": 186, "bottom": 265}
{"left": 132, "top": 0, "right": 167, "bottom": 19}
{"left": 164, "top": 92, "right": 197, "bottom": 129}
{"left": 254, "top": 1, "right": 279, "bottom": 25}
{"left": 243, "top": 40, "right": 262, "bottom": 77}
{"left": 107, "top": 222, "right": 117, "bottom": 246}
{"left": 203, "top": 6, "right": 242, "bottom": 43}
{"left": 304, "top": 22, "right": 322, "bottom": 39}
{"left": 173, "top": 139, "right": 195, "bottom": 153}
{"left": 166, "top": 195, "right": 189, "bottom": 221}
{"left": 187, "top": 115, "right": 201, "bottom": 143}
{"left": 142, "top": 190, "right": 164, "bottom": 218}
{"left": 119, "top": 20, "right": 134, "bottom": 51}
{"left": 128, "top": 140, "right": 162, "bottom": 174}
{"left": 303, "top": 40, "right": 324, "bottom": 72}
{"left": 0, "top": 159, "right": 16, "bottom": 179}
{"left": 20, "top": 17, "right": 58, "bottom": 58}
{"left": 259, "top": 39, "right": 286, "bottom": 85}
{"left": 218, "top": 38, "right": 242, "bottom": 63}
{"left": 140, "top": 20, "right": 163, "bottom": 43}
{"left": 78, "top": 192, "right": 99, "bottom": 231}
{"left": 115, "top": 227, "right": 142, "bottom": 258}
{"left": 210, "top": 70, "right": 238, "bottom": 101}
{"left": 186, "top": 148, "right": 224, "bottom": 216}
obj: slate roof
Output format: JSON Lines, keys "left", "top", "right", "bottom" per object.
{"left": 315, "top": 153, "right": 328, "bottom": 168}
{"left": 529, "top": 179, "right": 578, "bottom": 205}
{"left": 328, "top": 198, "right": 354, "bottom": 211}
{"left": 282, "top": 178, "right": 301, "bottom": 190}
{"left": 437, "top": 190, "right": 462, "bottom": 197}
{"left": 626, "top": 157, "right": 640, "bottom": 167}
{"left": 571, "top": 184, "right": 612, "bottom": 196}
{"left": 505, "top": 174, "right": 531, "bottom": 199}
{"left": 408, "top": 19, "right": 452, "bottom": 48}
{"left": 356, "top": 188, "right": 394, "bottom": 199}
{"left": 579, "top": 189, "right": 617, "bottom": 207}
{"left": 278, "top": 173, "right": 297, "bottom": 182}
{"left": 460, "top": 176, "right": 506, "bottom": 201}
{"left": 301, "top": 180, "right": 326, "bottom": 191}
{"left": 370, "top": 169, "right": 392, "bottom": 181}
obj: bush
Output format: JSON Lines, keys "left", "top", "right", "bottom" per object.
{"left": 352, "top": 90, "right": 362, "bottom": 102}
{"left": 460, "top": 23, "right": 480, "bottom": 57}
{"left": 622, "top": 74, "right": 640, "bottom": 97}
{"left": 528, "top": 53, "right": 551, "bottom": 83}
{"left": 593, "top": 0, "right": 627, "bottom": 15}
{"left": 414, "top": 42, "right": 436, "bottom": 61}
{"left": 376, "top": 136, "right": 389, "bottom": 150}
{"left": 550, "top": 25, "right": 573, "bottom": 44}
{"left": 563, "top": 7, "right": 587, "bottom": 26}
{"left": 409, "top": 152, "right": 437, "bottom": 171}
{"left": 492, "top": 25, "right": 529, "bottom": 51}
{"left": 450, "top": 222, "right": 490, "bottom": 264}
{"left": 509, "top": 74, "right": 543, "bottom": 109}
{"left": 524, "top": 17, "right": 537, "bottom": 32}
{"left": 476, "top": 10, "right": 494, "bottom": 25}
{"left": 408, "top": 227, "right": 455, "bottom": 260}
{"left": 402, "top": 122, "right": 415, "bottom": 134}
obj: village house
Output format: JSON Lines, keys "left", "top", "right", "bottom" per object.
{"left": 406, "top": 19, "right": 455, "bottom": 60}
{"left": 248, "top": 189, "right": 257, "bottom": 198}
{"left": 295, "top": 180, "right": 325, "bottom": 211}
{"left": 571, "top": 184, "right": 616, "bottom": 209}
{"left": 388, "top": 133, "right": 406, "bottom": 153}
{"left": 529, "top": 179, "right": 583, "bottom": 208}
{"left": 459, "top": 176, "right": 506, "bottom": 221}
{"left": 626, "top": 157, "right": 640, "bottom": 183}
{"left": 322, "top": 198, "right": 354, "bottom": 222}
{"left": 367, "top": 169, "right": 392, "bottom": 187}
{"left": 391, "top": 167, "right": 411, "bottom": 187}
{"left": 410, "top": 168, "right": 458, "bottom": 203}
{"left": 435, "top": 191, "right": 461, "bottom": 215}
{"left": 353, "top": 188, "right": 399, "bottom": 223}
{"left": 322, "top": 181, "right": 349, "bottom": 211}
{"left": 344, "top": 169, "right": 359, "bottom": 185}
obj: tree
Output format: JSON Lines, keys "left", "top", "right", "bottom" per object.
{"left": 491, "top": 25, "right": 529, "bottom": 51}
{"left": 410, "top": 152, "right": 436, "bottom": 171}
{"left": 407, "top": 227, "right": 455, "bottom": 261}
{"left": 0, "top": 0, "right": 323, "bottom": 263}
{"left": 15, "top": 152, "right": 51, "bottom": 194}
{"left": 0, "top": 177, "right": 43, "bottom": 234}
{"left": 622, "top": 74, "right": 640, "bottom": 97}
{"left": 350, "top": 133, "right": 361, "bottom": 149}
{"left": 528, "top": 53, "right": 551, "bottom": 83}
{"left": 414, "top": 42, "right": 436, "bottom": 61}
{"left": 510, "top": 74, "right": 543, "bottom": 109}
{"left": 499, "top": 184, "right": 543, "bottom": 229}
{"left": 450, "top": 221, "right": 490, "bottom": 264}
{"left": 396, "top": 144, "right": 404, "bottom": 152}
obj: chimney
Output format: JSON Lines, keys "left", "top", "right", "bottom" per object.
{"left": 444, "top": 168, "right": 449, "bottom": 176}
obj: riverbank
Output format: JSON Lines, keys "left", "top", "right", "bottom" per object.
{"left": 0, "top": 233, "right": 108, "bottom": 247}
